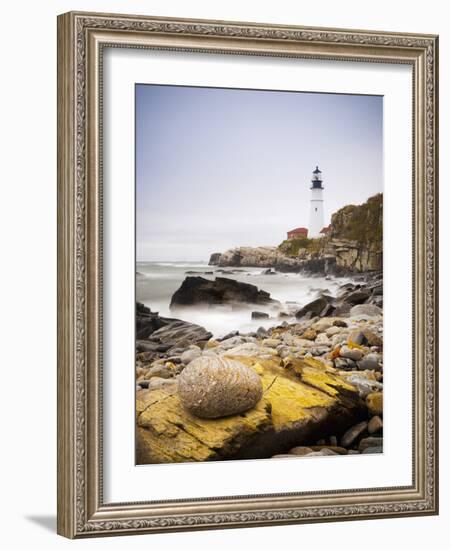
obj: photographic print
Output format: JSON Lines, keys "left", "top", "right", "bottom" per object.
{"left": 58, "top": 13, "right": 438, "bottom": 536}
{"left": 135, "top": 84, "right": 383, "bottom": 464}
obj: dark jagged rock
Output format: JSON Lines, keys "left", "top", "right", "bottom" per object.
{"left": 136, "top": 301, "right": 212, "bottom": 353}
{"left": 295, "top": 297, "right": 329, "bottom": 319}
{"left": 149, "top": 319, "right": 212, "bottom": 348}
{"left": 170, "top": 276, "right": 280, "bottom": 309}
{"left": 252, "top": 311, "right": 269, "bottom": 320}
{"left": 136, "top": 302, "right": 171, "bottom": 339}
{"left": 345, "top": 290, "right": 371, "bottom": 304}
{"left": 208, "top": 252, "right": 222, "bottom": 265}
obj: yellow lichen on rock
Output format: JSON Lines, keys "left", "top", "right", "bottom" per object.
{"left": 299, "top": 367, "right": 358, "bottom": 397}
{"left": 136, "top": 354, "right": 364, "bottom": 464}
{"left": 221, "top": 355, "right": 355, "bottom": 428}
{"left": 260, "top": 369, "right": 333, "bottom": 428}
{"left": 137, "top": 386, "right": 272, "bottom": 463}
{"left": 347, "top": 340, "right": 367, "bottom": 351}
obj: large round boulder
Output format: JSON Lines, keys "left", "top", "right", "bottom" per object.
{"left": 178, "top": 356, "right": 263, "bottom": 418}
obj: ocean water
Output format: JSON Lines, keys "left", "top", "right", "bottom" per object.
{"left": 136, "top": 261, "right": 350, "bottom": 338}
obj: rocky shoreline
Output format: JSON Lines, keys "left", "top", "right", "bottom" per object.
{"left": 208, "top": 194, "right": 382, "bottom": 276}
{"left": 136, "top": 272, "right": 383, "bottom": 464}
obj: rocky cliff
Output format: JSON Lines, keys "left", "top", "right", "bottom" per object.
{"left": 324, "top": 193, "right": 382, "bottom": 271}
{"left": 209, "top": 194, "right": 382, "bottom": 274}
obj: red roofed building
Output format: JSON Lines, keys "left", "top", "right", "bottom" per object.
{"left": 287, "top": 227, "right": 308, "bottom": 240}
{"left": 320, "top": 225, "right": 331, "bottom": 236}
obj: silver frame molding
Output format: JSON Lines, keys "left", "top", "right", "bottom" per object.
{"left": 57, "top": 11, "right": 439, "bottom": 538}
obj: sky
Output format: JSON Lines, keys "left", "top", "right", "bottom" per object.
{"left": 136, "top": 84, "right": 383, "bottom": 262}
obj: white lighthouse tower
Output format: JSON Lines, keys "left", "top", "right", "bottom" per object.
{"left": 308, "top": 165, "right": 325, "bottom": 238}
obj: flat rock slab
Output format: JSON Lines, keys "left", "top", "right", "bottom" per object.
{"left": 136, "top": 356, "right": 365, "bottom": 464}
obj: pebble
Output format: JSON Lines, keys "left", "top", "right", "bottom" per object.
{"left": 311, "top": 346, "right": 330, "bottom": 356}
{"left": 165, "top": 355, "right": 182, "bottom": 364}
{"left": 348, "top": 330, "right": 365, "bottom": 345}
{"left": 222, "top": 342, "right": 260, "bottom": 356}
{"left": 302, "top": 328, "right": 317, "bottom": 340}
{"left": 334, "top": 357, "right": 351, "bottom": 369}
{"left": 350, "top": 304, "right": 382, "bottom": 317}
{"left": 262, "top": 338, "right": 282, "bottom": 348}
{"left": 289, "top": 447, "right": 314, "bottom": 456}
{"left": 357, "top": 353, "right": 381, "bottom": 371}
{"left": 358, "top": 436, "right": 383, "bottom": 451}
{"left": 148, "top": 377, "right": 178, "bottom": 390}
{"left": 340, "top": 345, "right": 364, "bottom": 361}
{"left": 205, "top": 340, "right": 219, "bottom": 349}
{"left": 362, "top": 328, "right": 383, "bottom": 347}
{"left": 331, "top": 334, "right": 348, "bottom": 347}
{"left": 340, "top": 421, "right": 368, "bottom": 448}
{"left": 368, "top": 415, "right": 383, "bottom": 434}
{"left": 366, "top": 392, "right": 383, "bottom": 416}
{"left": 277, "top": 347, "right": 292, "bottom": 359}
{"left": 136, "top": 367, "right": 147, "bottom": 377}
{"left": 144, "top": 363, "right": 176, "bottom": 379}
{"left": 326, "top": 326, "right": 341, "bottom": 337}
{"left": 345, "top": 374, "right": 383, "bottom": 398}
{"left": 310, "top": 445, "right": 348, "bottom": 455}
{"left": 311, "top": 319, "right": 334, "bottom": 331}
{"left": 180, "top": 348, "right": 202, "bottom": 365}
{"left": 219, "top": 336, "right": 251, "bottom": 349}
{"left": 315, "top": 333, "right": 330, "bottom": 345}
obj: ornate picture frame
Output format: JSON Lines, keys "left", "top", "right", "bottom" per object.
{"left": 57, "top": 11, "right": 438, "bottom": 538}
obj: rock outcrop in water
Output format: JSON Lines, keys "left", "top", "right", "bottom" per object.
{"left": 209, "top": 194, "right": 382, "bottom": 275}
{"left": 209, "top": 246, "right": 304, "bottom": 271}
{"left": 169, "top": 276, "right": 280, "bottom": 309}
{"left": 295, "top": 273, "right": 383, "bottom": 319}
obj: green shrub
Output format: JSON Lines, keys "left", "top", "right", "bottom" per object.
{"left": 278, "top": 237, "right": 323, "bottom": 257}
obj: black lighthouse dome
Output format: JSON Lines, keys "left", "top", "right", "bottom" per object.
{"left": 311, "top": 165, "right": 324, "bottom": 189}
